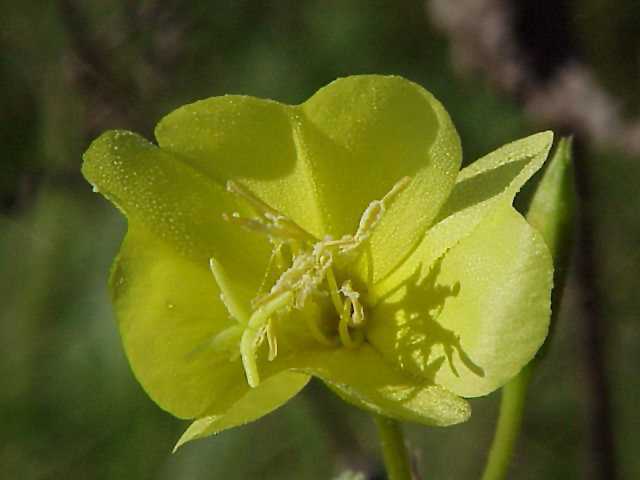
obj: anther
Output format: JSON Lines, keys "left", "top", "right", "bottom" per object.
{"left": 226, "top": 180, "right": 316, "bottom": 242}
{"left": 382, "top": 176, "right": 411, "bottom": 205}
{"left": 338, "top": 299, "right": 364, "bottom": 349}
{"left": 337, "top": 176, "right": 412, "bottom": 255}
{"left": 266, "top": 319, "right": 278, "bottom": 361}
{"left": 227, "top": 180, "right": 280, "bottom": 217}
{"left": 340, "top": 280, "right": 364, "bottom": 326}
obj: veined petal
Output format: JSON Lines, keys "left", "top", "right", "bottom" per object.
{"left": 174, "top": 372, "right": 310, "bottom": 450}
{"left": 155, "top": 95, "right": 326, "bottom": 238}
{"left": 297, "top": 75, "right": 462, "bottom": 283}
{"left": 291, "top": 346, "right": 470, "bottom": 426}
{"left": 367, "top": 204, "right": 552, "bottom": 397}
{"left": 373, "top": 131, "right": 553, "bottom": 298}
{"left": 82, "top": 130, "right": 271, "bottom": 303}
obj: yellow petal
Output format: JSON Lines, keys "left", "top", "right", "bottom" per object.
{"left": 110, "top": 226, "right": 253, "bottom": 418}
{"left": 154, "top": 95, "right": 326, "bottom": 238}
{"left": 298, "top": 75, "right": 462, "bottom": 283}
{"left": 373, "top": 131, "right": 553, "bottom": 298}
{"left": 292, "top": 346, "right": 470, "bottom": 426}
{"left": 174, "top": 372, "right": 309, "bottom": 450}
{"left": 82, "top": 129, "right": 271, "bottom": 317}
{"left": 368, "top": 205, "right": 552, "bottom": 397}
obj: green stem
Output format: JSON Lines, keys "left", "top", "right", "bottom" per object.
{"left": 373, "top": 415, "right": 413, "bottom": 480}
{"left": 480, "top": 364, "right": 532, "bottom": 480}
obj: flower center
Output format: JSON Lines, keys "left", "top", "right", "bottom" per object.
{"left": 220, "top": 177, "right": 410, "bottom": 387}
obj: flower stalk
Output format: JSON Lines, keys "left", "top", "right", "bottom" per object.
{"left": 374, "top": 415, "right": 413, "bottom": 480}
{"left": 480, "top": 364, "right": 532, "bottom": 480}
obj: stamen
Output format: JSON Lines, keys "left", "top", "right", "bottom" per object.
{"left": 338, "top": 300, "right": 356, "bottom": 348}
{"left": 223, "top": 212, "right": 311, "bottom": 242}
{"left": 226, "top": 180, "right": 316, "bottom": 242}
{"left": 209, "top": 257, "right": 249, "bottom": 324}
{"left": 353, "top": 203, "right": 382, "bottom": 244}
{"left": 227, "top": 180, "right": 280, "bottom": 217}
{"left": 266, "top": 319, "right": 278, "bottom": 361}
{"left": 222, "top": 213, "right": 272, "bottom": 235}
{"left": 326, "top": 266, "right": 343, "bottom": 316}
{"left": 225, "top": 176, "right": 412, "bottom": 354}
{"left": 240, "top": 291, "right": 292, "bottom": 388}
{"left": 338, "top": 300, "right": 364, "bottom": 348}
{"left": 340, "top": 281, "right": 364, "bottom": 326}
{"left": 382, "top": 176, "right": 411, "bottom": 205}
{"left": 254, "top": 253, "right": 315, "bottom": 308}
{"left": 339, "top": 176, "right": 412, "bottom": 255}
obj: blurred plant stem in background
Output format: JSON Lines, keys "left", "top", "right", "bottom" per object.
{"left": 571, "top": 138, "right": 618, "bottom": 480}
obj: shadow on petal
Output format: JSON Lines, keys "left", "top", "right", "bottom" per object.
{"left": 290, "top": 345, "right": 471, "bottom": 426}
{"left": 369, "top": 256, "right": 485, "bottom": 384}
{"left": 437, "top": 157, "right": 530, "bottom": 220}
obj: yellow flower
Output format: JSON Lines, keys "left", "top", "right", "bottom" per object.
{"left": 82, "top": 75, "right": 553, "bottom": 448}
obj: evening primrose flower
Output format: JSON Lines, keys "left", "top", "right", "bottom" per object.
{"left": 82, "top": 75, "right": 553, "bottom": 448}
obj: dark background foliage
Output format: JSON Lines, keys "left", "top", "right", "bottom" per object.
{"left": 1, "top": 1, "right": 638, "bottom": 478}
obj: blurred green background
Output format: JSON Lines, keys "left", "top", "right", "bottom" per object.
{"left": 1, "top": 1, "right": 638, "bottom": 479}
